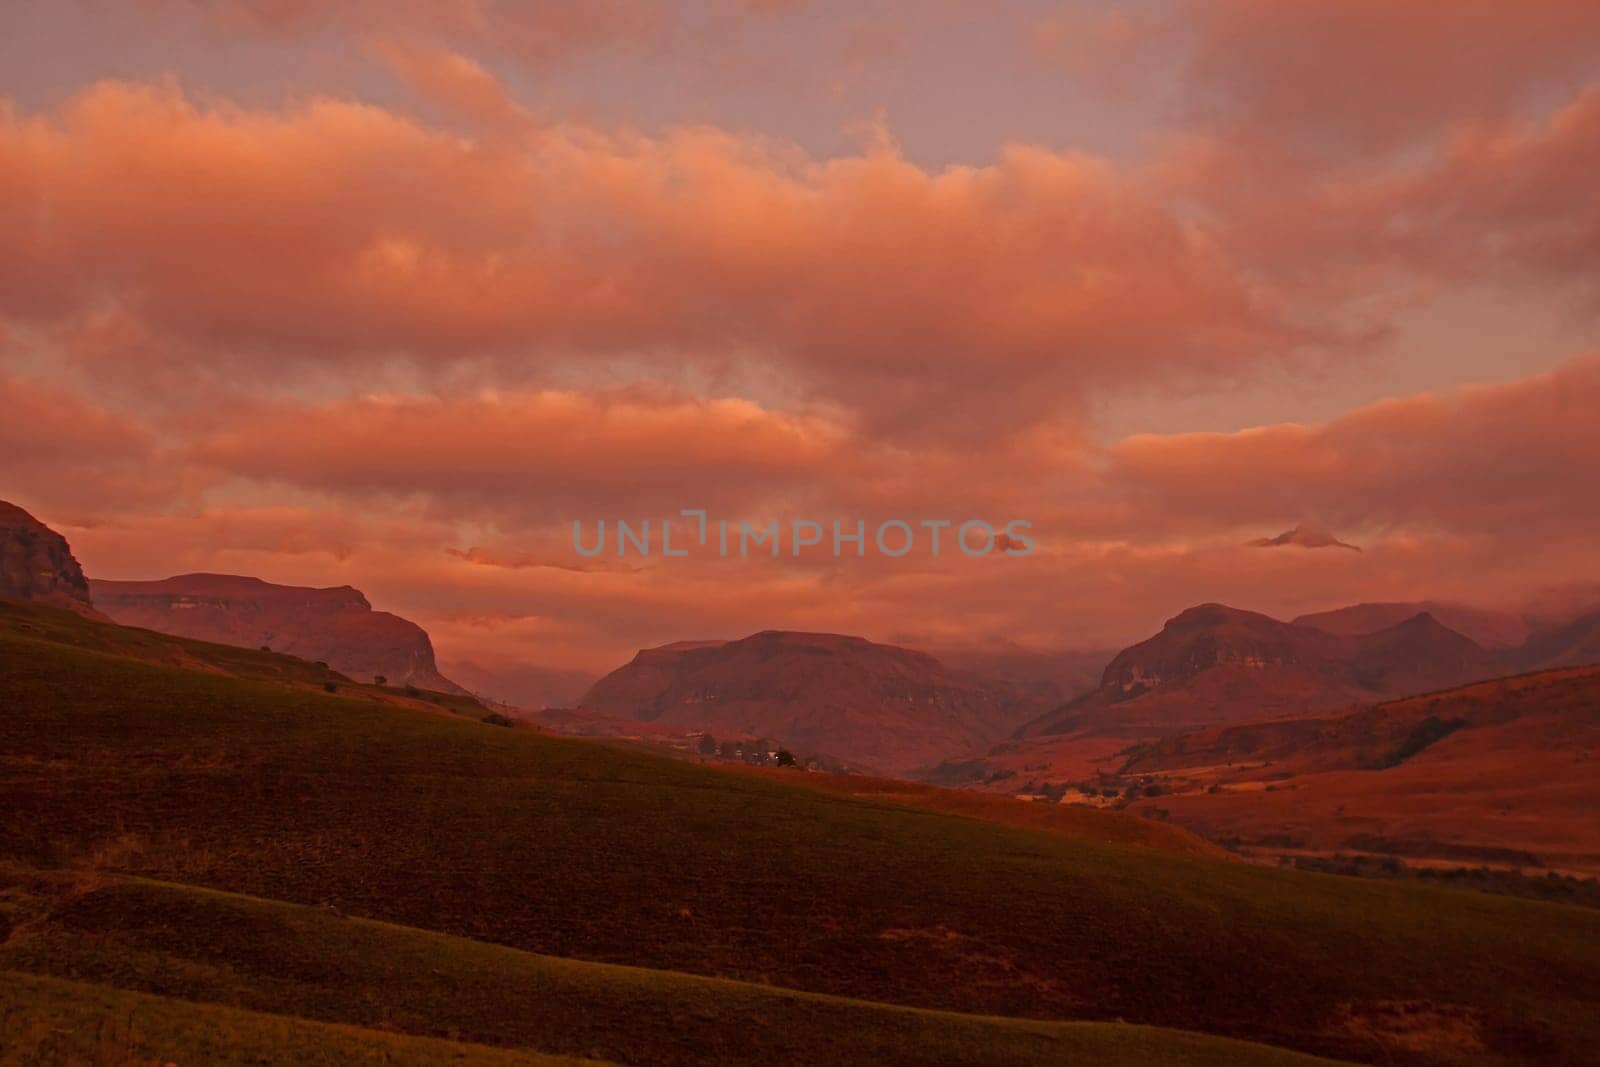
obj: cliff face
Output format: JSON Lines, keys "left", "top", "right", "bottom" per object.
{"left": 0, "top": 501, "right": 97, "bottom": 615}
{"left": 88, "top": 573, "right": 466, "bottom": 694}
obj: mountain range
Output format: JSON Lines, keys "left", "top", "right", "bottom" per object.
{"left": 7, "top": 496, "right": 1600, "bottom": 795}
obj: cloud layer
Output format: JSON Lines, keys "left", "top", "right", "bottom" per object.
{"left": 4, "top": 1, "right": 1599, "bottom": 673}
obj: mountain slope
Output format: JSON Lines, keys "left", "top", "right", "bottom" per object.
{"left": 0, "top": 881, "right": 1334, "bottom": 1067}
{"left": 1294, "top": 601, "right": 1530, "bottom": 649}
{"left": 0, "top": 500, "right": 97, "bottom": 616}
{"left": 1022, "top": 605, "right": 1496, "bottom": 738}
{"left": 90, "top": 572, "right": 466, "bottom": 693}
{"left": 3, "top": 598, "right": 1598, "bottom": 1066}
{"left": 0, "top": 970, "right": 593, "bottom": 1067}
{"left": 582, "top": 630, "right": 1044, "bottom": 773}
{"left": 1117, "top": 665, "right": 1600, "bottom": 875}
{"left": 1512, "top": 608, "right": 1600, "bottom": 673}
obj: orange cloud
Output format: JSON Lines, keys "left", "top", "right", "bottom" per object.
{"left": 1111, "top": 353, "right": 1600, "bottom": 538}
{"left": 188, "top": 387, "right": 851, "bottom": 523}
{"left": 0, "top": 78, "right": 1300, "bottom": 434}
{"left": 0, "top": 377, "right": 183, "bottom": 513}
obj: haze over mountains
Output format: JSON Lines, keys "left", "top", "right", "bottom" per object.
{"left": 1292, "top": 601, "right": 1531, "bottom": 648}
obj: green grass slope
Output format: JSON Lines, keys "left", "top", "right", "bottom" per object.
{"left": 0, "top": 877, "right": 1340, "bottom": 1067}
{"left": 3, "top": 598, "right": 1599, "bottom": 1065}
{"left": 0, "top": 969, "right": 598, "bottom": 1066}
{"left": 0, "top": 595, "right": 483, "bottom": 713}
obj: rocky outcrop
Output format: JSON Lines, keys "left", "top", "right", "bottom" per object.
{"left": 0, "top": 500, "right": 97, "bottom": 615}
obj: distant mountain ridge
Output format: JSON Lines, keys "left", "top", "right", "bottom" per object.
{"left": 1020, "top": 603, "right": 1498, "bottom": 738}
{"left": 90, "top": 573, "right": 466, "bottom": 694}
{"left": 441, "top": 658, "right": 596, "bottom": 712}
{"left": 1294, "top": 600, "right": 1531, "bottom": 648}
{"left": 581, "top": 630, "right": 1047, "bottom": 774}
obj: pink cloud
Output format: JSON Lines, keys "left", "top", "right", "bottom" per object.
{"left": 0, "top": 78, "right": 1301, "bottom": 434}
{"left": 1111, "top": 352, "right": 1600, "bottom": 538}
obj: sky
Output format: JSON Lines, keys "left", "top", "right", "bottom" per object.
{"left": 3, "top": 0, "right": 1600, "bottom": 674}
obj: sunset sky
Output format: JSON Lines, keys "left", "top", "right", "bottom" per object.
{"left": 4, "top": 1, "right": 1600, "bottom": 674}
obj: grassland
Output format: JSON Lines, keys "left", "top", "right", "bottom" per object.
{"left": 0, "top": 874, "right": 1339, "bottom": 1066}
{"left": 3, "top": 597, "right": 1599, "bottom": 1065}
{"left": 0, "top": 969, "right": 598, "bottom": 1066}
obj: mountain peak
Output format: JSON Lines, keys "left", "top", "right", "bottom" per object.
{"left": 1249, "top": 524, "right": 1361, "bottom": 552}
{"left": 1163, "top": 603, "right": 1276, "bottom": 631}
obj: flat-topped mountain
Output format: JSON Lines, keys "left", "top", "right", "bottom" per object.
{"left": 0, "top": 500, "right": 98, "bottom": 616}
{"left": 89, "top": 572, "right": 465, "bottom": 693}
{"left": 581, "top": 630, "right": 1044, "bottom": 773}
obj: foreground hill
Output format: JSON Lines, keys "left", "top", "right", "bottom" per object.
{"left": 3, "top": 598, "right": 1598, "bottom": 1065}
{"left": 0, "top": 500, "right": 98, "bottom": 616}
{"left": 0, "top": 880, "right": 1333, "bottom": 1067}
{"left": 582, "top": 630, "right": 1045, "bottom": 773}
{"left": 1116, "top": 665, "right": 1600, "bottom": 875}
{"left": 90, "top": 572, "right": 466, "bottom": 693}
{"left": 0, "top": 970, "right": 593, "bottom": 1066}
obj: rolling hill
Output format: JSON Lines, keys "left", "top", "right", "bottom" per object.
{"left": 3, "top": 596, "right": 1599, "bottom": 1065}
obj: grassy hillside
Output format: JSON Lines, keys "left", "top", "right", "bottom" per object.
{"left": 0, "top": 969, "right": 597, "bottom": 1066}
{"left": 0, "top": 596, "right": 484, "bottom": 715}
{"left": 3, "top": 598, "right": 1599, "bottom": 1065}
{"left": 0, "top": 876, "right": 1337, "bottom": 1067}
